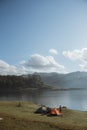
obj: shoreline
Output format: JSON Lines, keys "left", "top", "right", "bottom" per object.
{"left": 0, "top": 101, "right": 87, "bottom": 130}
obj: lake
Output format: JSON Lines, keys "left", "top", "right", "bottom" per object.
{"left": 0, "top": 89, "right": 87, "bottom": 111}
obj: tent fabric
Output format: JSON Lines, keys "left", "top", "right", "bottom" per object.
{"left": 35, "top": 107, "right": 44, "bottom": 113}
{"left": 35, "top": 106, "right": 51, "bottom": 114}
{"left": 50, "top": 108, "right": 61, "bottom": 116}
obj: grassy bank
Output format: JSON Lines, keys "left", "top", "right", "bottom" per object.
{"left": 0, "top": 101, "right": 87, "bottom": 130}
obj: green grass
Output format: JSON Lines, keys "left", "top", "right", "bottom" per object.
{"left": 0, "top": 101, "right": 87, "bottom": 130}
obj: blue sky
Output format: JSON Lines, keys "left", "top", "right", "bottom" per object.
{"left": 0, "top": 0, "right": 87, "bottom": 75}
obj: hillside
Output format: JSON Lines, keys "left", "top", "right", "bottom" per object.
{"left": 0, "top": 71, "right": 87, "bottom": 92}
{"left": 0, "top": 74, "right": 49, "bottom": 92}
{"left": 39, "top": 71, "right": 87, "bottom": 89}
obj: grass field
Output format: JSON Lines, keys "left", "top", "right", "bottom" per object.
{"left": 0, "top": 101, "right": 87, "bottom": 130}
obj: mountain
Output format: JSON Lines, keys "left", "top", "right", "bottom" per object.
{"left": 0, "top": 71, "right": 87, "bottom": 92}
{"left": 38, "top": 71, "right": 87, "bottom": 89}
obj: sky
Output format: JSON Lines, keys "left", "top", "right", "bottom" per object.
{"left": 0, "top": 0, "right": 87, "bottom": 75}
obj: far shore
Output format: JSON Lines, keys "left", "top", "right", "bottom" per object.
{"left": 0, "top": 86, "right": 84, "bottom": 93}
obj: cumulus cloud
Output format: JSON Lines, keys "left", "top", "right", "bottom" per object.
{"left": 0, "top": 53, "right": 67, "bottom": 75}
{"left": 0, "top": 60, "right": 16, "bottom": 75}
{"left": 0, "top": 60, "right": 26, "bottom": 75}
{"left": 63, "top": 48, "right": 87, "bottom": 61}
{"left": 79, "top": 62, "right": 87, "bottom": 71}
{"left": 63, "top": 48, "right": 87, "bottom": 72}
{"left": 49, "top": 49, "right": 58, "bottom": 55}
{"left": 21, "top": 54, "right": 67, "bottom": 73}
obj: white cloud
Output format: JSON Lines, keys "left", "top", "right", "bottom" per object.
{"left": 0, "top": 53, "right": 67, "bottom": 75}
{"left": 0, "top": 60, "right": 26, "bottom": 75}
{"left": 49, "top": 49, "right": 58, "bottom": 55}
{"left": 63, "top": 48, "right": 87, "bottom": 72}
{"left": 21, "top": 54, "right": 67, "bottom": 73}
{"left": 0, "top": 61, "right": 16, "bottom": 75}
{"left": 63, "top": 49, "right": 82, "bottom": 60}
{"left": 0, "top": 60, "right": 9, "bottom": 69}
{"left": 79, "top": 62, "right": 87, "bottom": 71}
{"left": 63, "top": 48, "right": 87, "bottom": 62}
{"left": 2, "top": 47, "right": 87, "bottom": 74}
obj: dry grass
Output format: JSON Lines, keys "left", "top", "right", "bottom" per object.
{"left": 0, "top": 101, "right": 87, "bottom": 130}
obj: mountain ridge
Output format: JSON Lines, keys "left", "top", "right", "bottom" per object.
{"left": 0, "top": 71, "right": 87, "bottom": 92}
{"left": 38, "top": 71, "right": 87, "bottom": 89}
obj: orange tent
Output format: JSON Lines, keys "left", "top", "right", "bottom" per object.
{"left": 50, "top": 108, "right": 61, "bottom": 116}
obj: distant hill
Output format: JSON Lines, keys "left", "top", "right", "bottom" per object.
{"left": 0, "top": 71, "right": 87, "bottom": 92}
{"left": 38, "top": 71, "right": 87, "bottom": 89}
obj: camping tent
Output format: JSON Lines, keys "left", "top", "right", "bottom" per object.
{"left": 35, "top": 106, "right": 47, "bottom": 114}
{"left": 35, "top": 106, "right": 51, "bottom": 114}
{"left": 35, "top": 107, "right": 44, "bottom": 113}
{"left": 50, "top": 108, "right": 61, "bottom": 116}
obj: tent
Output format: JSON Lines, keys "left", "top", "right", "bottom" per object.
{"left": 35, "top": 107, "right": 44, "bottom": 113}
{"left": 35, "top": 106, "right": 51, "bottom": 114}
{"left": 35, "top": 106, "right": 47, "bottom": 114}
{"left": 50, "top": 108, "right": 62, "bottom": 116}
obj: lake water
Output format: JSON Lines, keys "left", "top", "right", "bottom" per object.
{"left": 0, "top": 89, "right": 87, "bottom": 111}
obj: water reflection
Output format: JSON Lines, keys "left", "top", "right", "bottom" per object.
{"left": 0, "top": 89, "right": 87, "bottom": 111}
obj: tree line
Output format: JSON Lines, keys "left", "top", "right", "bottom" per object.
{"left": 0, "top": 74, "right": 45, "bottom": 92}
